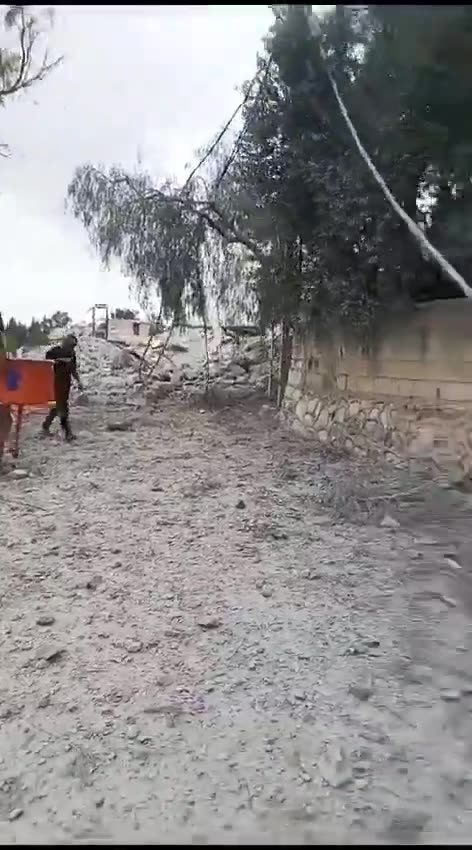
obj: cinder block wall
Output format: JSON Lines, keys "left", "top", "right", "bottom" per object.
{"left": 283, "top": 300, "right": 472, "bottom": 481}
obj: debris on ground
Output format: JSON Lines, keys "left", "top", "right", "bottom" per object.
{"left": 1, "top": 334, "right": 472, "bottom": 844}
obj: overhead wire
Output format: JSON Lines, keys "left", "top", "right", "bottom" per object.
{"left": 181, "top": 7, "right": 472, "bottom": 300}
{"left": 181, "top": 70, "right": 261, "bottom": 194}
{"left": 213, "top": 57, "right": 274, "bottom": 193}
{"left": 307, "top": 9, "right": 472, "bottom": 298}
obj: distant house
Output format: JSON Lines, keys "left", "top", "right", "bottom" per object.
{"left": 108, "top": 317, "right": 151, "bottom": 344}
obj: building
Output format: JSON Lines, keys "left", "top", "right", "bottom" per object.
{"left": 107, "top": 317, "right": 152, "bottom": 344}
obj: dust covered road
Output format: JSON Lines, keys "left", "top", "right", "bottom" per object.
{"left": 1, "top": 393, "right": 472, "bottom": 844}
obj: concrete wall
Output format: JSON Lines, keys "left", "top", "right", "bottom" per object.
{"left": 108, "top": 318, "right": 151, "bottom": 344}
{"left": 282, "top": 299, "right": 472, "bottom": 483}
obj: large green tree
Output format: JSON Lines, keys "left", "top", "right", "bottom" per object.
{"left": 66, "top": 4, "right": 472, "bottom": 341}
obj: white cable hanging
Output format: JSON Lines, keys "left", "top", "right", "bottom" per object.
{"left": 307, "top": 9, "right": 472, "bottom": 299}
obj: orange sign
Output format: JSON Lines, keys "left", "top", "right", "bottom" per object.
{"left": 0, "top": 358, "right": 55, "bottom": 407}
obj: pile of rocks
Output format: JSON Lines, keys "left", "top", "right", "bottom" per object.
{"left": 73, "top": 335, "right": 142, "bottom": 407}
{"left": 143, "top": 334, "right": 272, "bottom": 405}
{"left": 14, "top": 330, "right": 273, "bottom": 411}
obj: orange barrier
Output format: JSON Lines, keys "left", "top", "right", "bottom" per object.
{"left": 0, "top": 358, "right": 54, "bottom": 458}
{"left": 0, "top": 358, "right": 54, "bottom": 406}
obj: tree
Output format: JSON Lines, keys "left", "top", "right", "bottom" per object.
{"left": 66, "top": 4, "right": 472, "bottom": 347}
{"left": 1, "top": 311, "right": 66, "bottom": 352}
{"left": 49, "top": 310, "right": 70, "bottom": 328}
{"left": 112, "top": 308, "right": 137, "bottom": 320}
{"left": 0, "top": 4, "right": 62, "bottom": 155}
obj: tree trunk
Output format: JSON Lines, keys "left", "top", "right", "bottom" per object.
{"left": 276, "top": 318, "right": 292, "bottom": 407}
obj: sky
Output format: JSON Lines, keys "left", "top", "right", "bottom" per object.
{"left": 0, "top": 4, "right": 273, "bottom": 323}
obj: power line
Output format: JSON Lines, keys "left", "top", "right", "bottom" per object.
{"left": 213, "top": 57, "right": 273, "bottom": 193}
{"left": 307, "top": 9, "right": 472, "bottom": 298}
{"left": 181, "top": 72, "right": 260, "bottom": 193}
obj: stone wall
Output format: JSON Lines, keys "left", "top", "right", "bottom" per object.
{"left": 282, "top": 299, "right": 472, "bottom": 482}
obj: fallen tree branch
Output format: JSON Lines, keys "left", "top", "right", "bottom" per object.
{"left": 142, "top": 322, "right": 176, "bottom": 387}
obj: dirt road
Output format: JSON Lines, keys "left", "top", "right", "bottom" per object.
{"left": 1, "top": 394, "right": 472, "bottom": 844}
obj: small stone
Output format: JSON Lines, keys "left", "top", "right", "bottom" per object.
{"left": 236, "top": 499, "right": 246, "bottom": 510}
{"left": 271, "top": 528, "right": 288, "bottom": 540}
{"left": 197, "top": 617, "right": 221, "bottom": 630}
{"left": 37, "top": 695, "right": 51, "bottom": 709}
{"left": 125, "top": 639, "right": 143, "bottom": 654}
{"left": 440, "top": 689, "right": 461, "bottom": 702}
{"left": 380, "top": 513, "right": 400, "bottom": 529}
{"left": 261, "top": 585, "right": 273, "bottom": 598}
{"left": 36, "top": 615, "right": 55, "bottom": 627}
{"left": 319, "top": 743, "right": 353, "bottom": 788}
{"left": 107, "top": 420, "right": 134, "bottom": 432}
{"left": 95, "top": 797, "right": 105, "bottom": 809}
{"left": 86, "top": 575, "right": 102, "bottom": 591}
{"left": 353, "top": 760, "right": 371, "bottom": 776}
{"left": 35, "top": 643, "right": 65, "bottom": 663}
{"left": 387, "top": 810, "right": 430, "bottom": 842}
{"left": 127, "top": 726, "right": 139, "bottom": 740}
{"left": 444, "top": 556, "right": 462, "bottom": 571}
{"left": 8, "top": 808, "right": 24, "bottom": 821}
{"left": 349, "top": 683, "right": 373, "bottom": 701}
{"left": 10, "top": 468, "right": 29, "bottom": 480}
{"left": 344, "top": 638, "right": 379, "bottom": 656}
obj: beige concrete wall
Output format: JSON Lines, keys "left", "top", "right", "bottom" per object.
{"left": 283, "top": 299, "right": 472, "bottom": 484}
{"left": 299, "top": 299, "right": 472, "bottom": 405}
{"left": 108, "top": 319, "right": 151, "bottom": 344}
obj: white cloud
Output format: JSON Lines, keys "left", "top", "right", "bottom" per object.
{"left": 0, "top": 4, "right": 272, "bottom": 322}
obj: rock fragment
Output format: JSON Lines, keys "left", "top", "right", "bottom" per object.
{"left": 36, "top": 614, "right": 55, "bottom": 627}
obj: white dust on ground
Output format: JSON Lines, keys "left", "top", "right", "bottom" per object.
{"left": 1, "top": 339, "right": 472, "bottom": 844}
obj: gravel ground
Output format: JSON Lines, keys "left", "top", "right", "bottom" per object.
{"left": 1, "top": 380, "right": 472, "bottom": 844}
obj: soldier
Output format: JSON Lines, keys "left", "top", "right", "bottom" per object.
{"left": 41, "top": 333, "right": 83, "bottom": 442}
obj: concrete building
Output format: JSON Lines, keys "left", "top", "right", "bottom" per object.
{"left": 107, "top": 317, "right": 152, "bottom": 344}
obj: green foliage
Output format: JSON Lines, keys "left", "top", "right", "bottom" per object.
{"left": 49, "top": 310, "right": 71, "bottom": 328}
{"left": 112, "top": 308, "right": 137, "bottom": 320}
{"left": 0, "top": 5, "right": 61, "bottom": 155}
{"left": 0, "top": 4, "right": 61, "bottom": 100}
{"left": 2, "top": 310, "right": 71, "bottom": 353}
{"left": 66, "top": 4, "right": 472, "bottom": 337}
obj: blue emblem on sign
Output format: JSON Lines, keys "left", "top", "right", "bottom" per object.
{"left": 5, "top": 367, "right": 21, "bottom": 391}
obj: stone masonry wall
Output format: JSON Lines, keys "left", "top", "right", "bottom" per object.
{"left": 283, "top": 345, "right": 472, "bottom": 485}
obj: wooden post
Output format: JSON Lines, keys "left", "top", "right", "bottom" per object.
{"left": 11, "top": 404, "right": 23, "bottom": 459}
{"left": 0, "top": 405, "right": 12, "bottom": 462}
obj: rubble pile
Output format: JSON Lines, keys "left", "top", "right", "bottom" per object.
{"left": 73, "top": 335, "right": 141, "bottom": 407}
{"left": 22, "top": 329, "right": 273, "bottom": 410}
{"left": 142, "top": 333, "right": 272, "bottom": 405}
